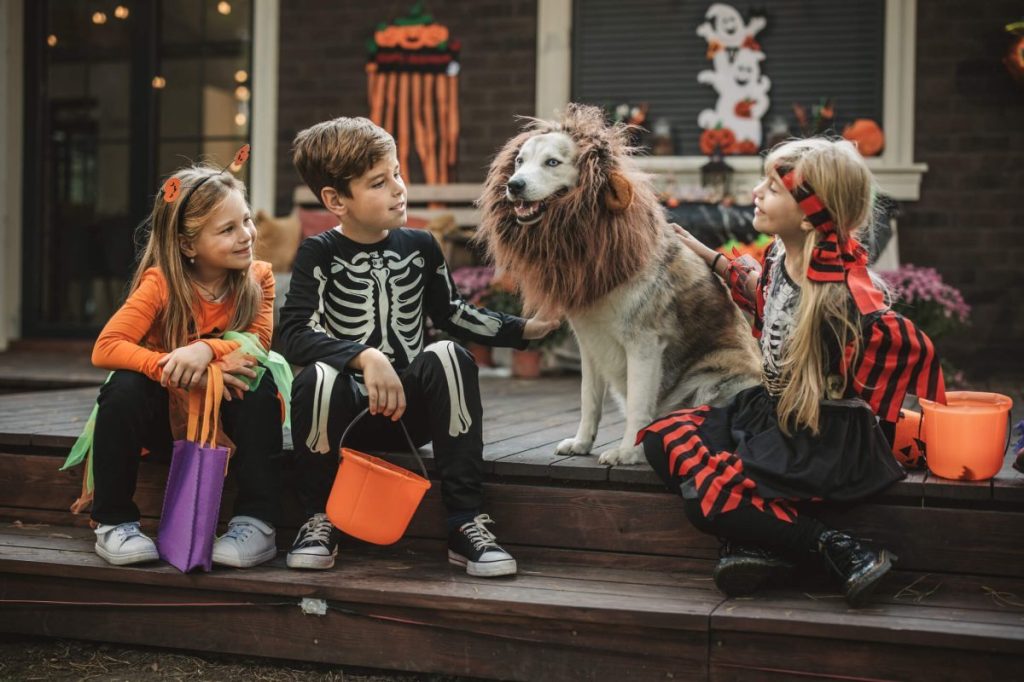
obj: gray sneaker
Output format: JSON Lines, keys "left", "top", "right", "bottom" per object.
{"left": 212, "top": 516, "right": 277, "bottom": 568}
{"left": 94, "top": 521, "right": 159, "bottom": 566}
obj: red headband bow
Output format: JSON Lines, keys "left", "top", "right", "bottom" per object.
{"left": 777, "top": 166, "right": 885, "bottom": 315}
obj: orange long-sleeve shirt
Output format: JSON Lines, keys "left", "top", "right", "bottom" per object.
{"left": 91, "top": 261, "right": 275, "bottom": 382}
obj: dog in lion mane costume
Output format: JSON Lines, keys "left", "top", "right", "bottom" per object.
{"left": 476, "top": 103, "right": 760, "bottom": 465}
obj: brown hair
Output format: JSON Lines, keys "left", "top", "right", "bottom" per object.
{"left": 764, "top": 137, "right": 880, "bottom": 435}
{"left": 476, "top": 104, "right": 661, "bottom": 316}
{"left": 133, "top": 166, "right": 262, "bottom": 351}
{"left": 292, "top": 116, "right": 396, "bottom": 202}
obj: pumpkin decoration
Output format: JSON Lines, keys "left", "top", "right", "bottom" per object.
{"left": 734, "top": 98, "right": 755, "bottom": 118}
{"left": 891, "top": 408, "right": 926, "bottom": 469}
{"left": 726, "top": 139, "right": 758, "bottom": 155}
{"left": 842, "top": 119, "right": 884, "bottom": 157}
{"left": 162, "top": 177, "right": 181, "bottom": 203}
{"left": 366, "top": 2, "right": 460, "bottom": 184}
{"left": 699, "top": 127, "right": 737, "bottom": 156}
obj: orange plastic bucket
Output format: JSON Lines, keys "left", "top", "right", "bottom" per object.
{"left": 326, "top": 408, "right": 431, "bottom": 545}
{"left": 918, "top": 391, "right": 1013, "bottom": 481}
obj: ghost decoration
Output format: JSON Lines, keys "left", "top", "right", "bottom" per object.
{"left": 695, "top": 4, "right": 770, "bottom": 155}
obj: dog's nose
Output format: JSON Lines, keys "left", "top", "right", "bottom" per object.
{"left": 507, "top": 178, "right": 526, "bottom": 195}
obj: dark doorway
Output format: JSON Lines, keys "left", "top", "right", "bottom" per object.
{"left": 23, "top": 0, "right": 253, "bottom": 337}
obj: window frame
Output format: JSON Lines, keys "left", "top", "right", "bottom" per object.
{"left": 535, "top": 0, "right": 926, "bottom": 200}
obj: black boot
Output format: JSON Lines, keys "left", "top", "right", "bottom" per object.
{"left": 713, "top": 542, "right": 796, "bottom": 597}
{"left": 818, "top": 530, "right": 896, "bottom": 607}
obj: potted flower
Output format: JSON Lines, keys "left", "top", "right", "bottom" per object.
{"left": 879, "top": 263, "right": 971, "bottom": 384}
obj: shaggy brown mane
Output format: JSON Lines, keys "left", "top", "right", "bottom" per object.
{"left": 475, "top": 103, "right": 662, "bottom": 316}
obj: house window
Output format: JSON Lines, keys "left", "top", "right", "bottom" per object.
{"left": 572, "top": 0, "right": 885, "bottom": 157}
{"left": 535, "top": 0, "right": 925, "bottom": 200}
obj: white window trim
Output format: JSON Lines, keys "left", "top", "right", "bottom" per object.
{"left": 250, "top": 0, "right": 279, "bottom": 213}
{"left": 536, "top": 0, "right": 926, "bottom": 201}
{"left": 0, "top": 0, "right": 24, "bottom": 350}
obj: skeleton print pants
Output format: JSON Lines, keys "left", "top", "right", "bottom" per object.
{"left": 291, "top": 341, "right": 484, "bottom": 516}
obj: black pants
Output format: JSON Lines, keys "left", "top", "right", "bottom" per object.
{"left": 291, "top": 341, "right": 483, "bottom": 517}
{"left": 641, "top": 432, "right": 826, "bottom": 558}
{"left": 90, "top": 370, "right": 284, "bottom": 526}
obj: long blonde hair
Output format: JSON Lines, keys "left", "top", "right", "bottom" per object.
{"left": 132, "top": 166, "right": 262, "bottom": 351}
{"left": 765, "top": 138, "right": 879, "bottom": 435}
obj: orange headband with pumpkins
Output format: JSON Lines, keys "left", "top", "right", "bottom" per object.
{"left": 161, "top": 144, "right": 250, "bottom": 227}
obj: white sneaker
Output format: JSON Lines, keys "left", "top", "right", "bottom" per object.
{"left": 286, "top": 513, "right": 339, "bottom": 570}
{"left": 212, "top": 516, "right": 277, "bottom": 568}
{"left": 94, "top": 522, "right": 159, "bottom": 566}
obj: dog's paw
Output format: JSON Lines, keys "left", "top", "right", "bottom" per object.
{"left": 597, "top": 445, "right": 646, "bottom": 466}
{"left": 556, "top": 438, "right": 594, "bottom": 456}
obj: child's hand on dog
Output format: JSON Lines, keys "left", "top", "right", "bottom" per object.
{"left": 354, "top": 348, "right": 406, "bottom": 421}
{"left": 523, "top": 317, "right": 562, "bottom": 340}
{"left": 671, "top": 223, "right": 718, "bottom": 265}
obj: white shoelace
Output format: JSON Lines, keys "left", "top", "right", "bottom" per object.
{"left": 298, "top": 514, "right": 334, "bottom": 546}
{"left": 223, "top": 522, "right": 256, "bottom": 542}
{"left": 113, "top": 522, "right": 144, "bottom": 546}
{"left": 462, "top": 514, "right": 499, "bottom": 551}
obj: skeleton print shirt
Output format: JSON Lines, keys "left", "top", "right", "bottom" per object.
{"left": 758, "top": 241, "right": 801, "bottom": 397}
{"left": 280, "top": 228, "right": 526, "bottom": 383}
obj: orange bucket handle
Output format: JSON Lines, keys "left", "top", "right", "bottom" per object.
{"left": 338, "top": 407, "right": 429, "bottom": 480}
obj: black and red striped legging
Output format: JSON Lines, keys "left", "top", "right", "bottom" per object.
{"left": 641, "top": 431, "right": 827, "bottom": 559}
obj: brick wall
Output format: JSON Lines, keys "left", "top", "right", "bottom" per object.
{"left": 900, "top": 1, "right": 1024, "bottom": 379}
{"left": 274, "top": 0, "right": 537, "bottom": 214}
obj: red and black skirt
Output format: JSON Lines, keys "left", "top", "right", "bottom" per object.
{"left": 636, "top": 386, "right": 905, "bottom": 523}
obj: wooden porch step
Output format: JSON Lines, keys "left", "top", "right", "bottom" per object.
{"left": 1, "top": 522, "right": 1022, "bottom": 681}
{"left": 4, "top": 444, "right": 1024, "bottom": 578}
{"left": 0, "top": 523, "right": 717, "bottom": 681}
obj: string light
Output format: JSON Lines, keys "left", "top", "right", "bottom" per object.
{"left": 234, "top": 113, "right": 247, "bottom": 127}
{"left": 151, "top": 76, "right": 167, "bottom": 89}
{"left": 234, "top": 85, "right": 250, "bottom": 101}
{"left": 46, "top": 34, "right": 58, "bottom": 47}
{"left": 92, "top": 11, "right": 108, "bottom": 25}
{"left": 217, "top": 2, "right": 232, "bottom": 15}
{"left": 234, "top": 69, "right": 248, "bottom": 83}
{"left": 114, "top": 6, "right": 130, "bottom": 20}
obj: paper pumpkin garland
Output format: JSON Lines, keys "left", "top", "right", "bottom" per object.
{"left": 366, "top": 3, "right": 460, "bottom": 184}
{"left": 695, "top": 3, "right": 770, "bottom": 155}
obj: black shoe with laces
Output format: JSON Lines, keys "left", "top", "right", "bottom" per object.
{"left": 713, "top": 543, "right": 796, "bottom": 597}
{"left": 818, "top": 530, "right": 896, "bottom": 607}
{"left": 447, "top": 514, "right": 517, "bottom": 577}
{"left": 286, "top": 513, "right": 340, "bottom": 570}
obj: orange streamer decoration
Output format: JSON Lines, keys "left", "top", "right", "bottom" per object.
{"left": 365, "top": 8, "right": 460, "bottom": 184}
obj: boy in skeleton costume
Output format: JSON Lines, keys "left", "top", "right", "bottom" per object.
{"left": 282, "top": 117, "right": 558, "bottom": 576}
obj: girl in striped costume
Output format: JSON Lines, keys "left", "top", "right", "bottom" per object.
{"left": 639, "top": 138, "right": 945, "bottom": 607}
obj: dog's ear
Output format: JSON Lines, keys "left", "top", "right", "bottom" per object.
{"left": 604, "top": 172, "right": 634, "bottom": 213}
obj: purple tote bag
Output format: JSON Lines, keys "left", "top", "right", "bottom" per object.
{"left": 157, "top": 365, "right": 229, "bottom": 572}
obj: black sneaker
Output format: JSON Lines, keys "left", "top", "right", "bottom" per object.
{"left": 286, "top": 513, "right": 340, "bottom": 570}
{"left": 818, "top": 530, "right": 896, "bottom": 607}
{"left": 447, "top": 514, "right": 517, "bottom": 577}
{"left": 713, "top": 543, "right": 796, "bottom": 597}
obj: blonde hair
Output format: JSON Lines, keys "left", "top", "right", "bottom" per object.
{"left": 292, "top": 116, "right": 396, "bottom": 201}
{"left": 764, "top": 137, "right": 880, "bottom": 435}
{"left": 132, "top": 166, "right": 262, "bottom": 351}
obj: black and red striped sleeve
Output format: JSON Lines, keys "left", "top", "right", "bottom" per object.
{"left": 848, "top": 310, "right": 946, "bottom": 423}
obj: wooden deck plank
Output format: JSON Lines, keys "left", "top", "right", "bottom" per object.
{"left": 1, "top": 573, "right": 710, "bottom": 682}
